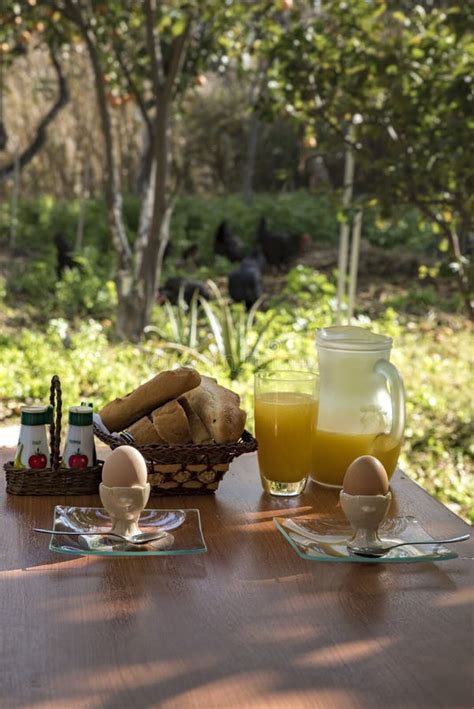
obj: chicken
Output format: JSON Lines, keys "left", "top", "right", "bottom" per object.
{"left": 54, "top": 233, "right": 76, "bottom": 278}
{"left": 214, "top": 220, "right": 244, "bottom": 262}
{"left": 158, "top": 277, "right": 212, "bottom": 306}
{"left": 257, "top": 217, "right": 310, "bottom": 269}
{"left": 228, "top": 256, "right": 263, "bottom": 310}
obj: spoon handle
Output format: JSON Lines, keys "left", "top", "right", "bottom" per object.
{"left": 34, "top": 528, "right": 119, "bottom": 538}
{"left": 392, "top": 534, "right": 470, "bottom": 549}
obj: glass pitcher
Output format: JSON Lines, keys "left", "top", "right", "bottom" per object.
{"left": 311, "top": 326, "right": 405, "bottom": 488}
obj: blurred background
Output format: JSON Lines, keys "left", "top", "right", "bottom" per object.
{"left": 0, "top": 1, "right": 472, "bottom": 519}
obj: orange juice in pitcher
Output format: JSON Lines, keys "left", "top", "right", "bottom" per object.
{"left": 312, "top": 430, "right": 402, "bottom": 487}
{"left": 311, "top": 327, "right": 405, "bottom": 488}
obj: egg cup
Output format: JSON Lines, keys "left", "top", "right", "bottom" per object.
{"left": 99, "top": 483, "right": 151, "bottom": 539}
{"left": 339, "top": 491, "right": 392, "bottom": 553}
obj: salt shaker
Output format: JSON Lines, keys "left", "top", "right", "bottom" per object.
{"left": 14, "top": 405, "right": 53, "bottom": 469}
{"left": 62, "top": 404, "right": 96, "bottom": 469}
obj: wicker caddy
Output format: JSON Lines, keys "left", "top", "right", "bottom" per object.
{"left": 4, "top": 376, "right": 103, "bottom": 496}
{"left": 94, "top": 425, "right": 258, "bottom": 496}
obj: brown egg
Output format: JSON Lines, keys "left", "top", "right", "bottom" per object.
{"left": 343, "top": 455, "right": 389, "bottom": 496}
{"left": 102, "top": 446, "right": 148, "bottom": 488}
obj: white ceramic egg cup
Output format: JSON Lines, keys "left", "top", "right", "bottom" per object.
{"left": 99, "top": 483, "right": 151, "bottom": 539}
{"left": 340, "top": 491, "right": 392, "bottom": 554}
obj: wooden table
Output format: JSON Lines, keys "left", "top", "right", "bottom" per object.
{"left": 1, "top": 448, "right": 472, "bottom": 709}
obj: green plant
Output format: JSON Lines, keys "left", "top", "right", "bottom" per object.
{"left": 283, "top": 265, "right": 336, "bottom": 305}
{"left": 54, "top": 247, "right": 117, "bottom": 320}
{"left": 199, "top": 282, "right": 277, "bottom": 379}
{"left": 144, "top": 290, "right": 214, "bottom": 368}
{"left": 263, "top": 1, "right": 474, "bottom": 314}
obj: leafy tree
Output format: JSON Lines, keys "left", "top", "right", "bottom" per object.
{"left": 10, "top": 0, "right": 290, "bottom": 339}
{"left": 263, "top": 1, "right": 473, "bottom": 316}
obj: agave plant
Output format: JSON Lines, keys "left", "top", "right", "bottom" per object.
{"left": 146, "top": 281, "right": 275, "bottom": 379}
{"left": 144, "top": 288, "right": 212, "bottom": 367}
{"left": 198, "top": 281, "right": 275, "bottom": 380}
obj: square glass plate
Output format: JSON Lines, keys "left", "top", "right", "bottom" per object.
{"left": 274, "top": 515, "right": 459, "bottom": 563}
{"left": 49, "top": 506, "right": 207, "bottom": 557}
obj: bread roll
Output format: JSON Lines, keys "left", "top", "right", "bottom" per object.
{"left": 99, "top": 367, "right": 200, "bottom": 432}
{"left": 182, "top": 376, "right": 246, "bottom": 443}
{"left": 178, "top": 396, "right": 212, "bottom": 444}
{"left": 125, "top": 416, "right": 164, "bottom": 445}
{"left": 152, "top": 400, "right": 192, "bottom": 444}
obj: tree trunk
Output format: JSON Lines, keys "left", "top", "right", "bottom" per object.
{"left": 336, "top": 126, "right": 355, "bottom": 325}
{"left": 139, "top": 93, "right": 172, "bottom": 327}
{"left": 115, "top": 92, "right": 173, "bottom": 340}
{"left": 115, "top": 268, "right": 148, "bottom": 340}
{"left": 70, "top": 1, "right": 190, "bottom": 340}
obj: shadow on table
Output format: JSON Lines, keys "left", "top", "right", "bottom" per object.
{"left": 4, "top": 555, "right": 470, "bottom": 709}
{"left": 1, "top": 509, "right": 471, "bottom": 707}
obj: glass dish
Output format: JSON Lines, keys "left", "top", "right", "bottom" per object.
{"left": 274, "top": 515, "right": 459, "bottom": 563}
{"left": 49, "top": 506, "right": 207, "bottom": 557}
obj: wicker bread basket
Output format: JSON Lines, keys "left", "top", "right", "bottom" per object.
{"left": 94, "top": 425, "right": 257, "bottom": 495}
{"left": 4, "top": 376, "right": 103, "bottom": 495}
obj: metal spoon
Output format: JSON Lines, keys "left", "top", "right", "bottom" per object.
{"left": 349, "top": 533, "right": 470, "bottom": 558}
{"left": 34, "top": 528, "right": 169, "bottom": 545}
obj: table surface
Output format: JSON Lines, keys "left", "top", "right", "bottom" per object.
{"left": 1, "top": 447, "right": 472, "bottom": 709}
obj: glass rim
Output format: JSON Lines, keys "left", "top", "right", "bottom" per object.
{"left": 255, "top": 369, "right": 318, "bottom": 383}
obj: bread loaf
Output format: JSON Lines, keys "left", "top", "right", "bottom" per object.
{"left": 182, "top": 376, "right": 246, "bottom": 443}
{"left": 178, "top": 396, "right": 212, "bottom": 444}
{"left": 152, "top": 400, "right": 192, "bottom": 444}
{"left": 99, "top": 367, "right": 200, "bottom": 432}
{"left": 125, "top": 416, "right": 164, "bottom": 445}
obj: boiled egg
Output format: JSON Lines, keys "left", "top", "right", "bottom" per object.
{"left": 343, "top": 455, "right": 389, "bottom": 496}
{"left": 102, "top": 445, "right": 148, "bottom": 488}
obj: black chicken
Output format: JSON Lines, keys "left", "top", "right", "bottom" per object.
{"left": 214, "top": 220, "right": 244, "bottom": 262}
{"left": 228, "top": 256, "right": 263, "bottom": 311}
{"left": 158, "top": 277, "right": 212, "bottom": 306}
{"left": 257, "top": 217, "right": 309, "bottom": 269}
{"left": 54, "top": 233, "right": 76, "bottom": 278}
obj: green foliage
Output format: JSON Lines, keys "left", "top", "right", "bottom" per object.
{"left": 197, "top": 282, "right": 275, "bottom": 380}
{"left": 283, "top": 265, "right": 336, "bottom": 306}
{"left": 262, "top": 1, "right": 473, "bottom": 308}
{"left": 392, "top": 323, "right": 474, "bottom": 521}
{"left": 8, "top": 259, "right": 57, "bottom": 301}
{"left": 145, "top": 282, "right": 280, "bottom": 380}
{"left": 54, "top": 248, "right": 117, "bottom": 320}
{"left": 265, "top": 3, "right": 473, "bottom": 211}
{"left": 0, "top": 308, "right": 471, "bottom": 521}
{"left": 0, "top": 196, "right": 112, "bottom": 258}
{"left": 144, "top": 290, "right": 207, "bottom": 364}
{"left": 383, "top": 285, "right": 465, "bottom": 315}
{"left": 5, "top": 240, "right": 116, "bottom": 321}
{"left": 1, "top": 192, "right": 439, "bottom": 286}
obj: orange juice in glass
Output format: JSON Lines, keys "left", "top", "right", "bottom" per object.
{"left": 255, "top": 371, "right": 318, "bottom": 496}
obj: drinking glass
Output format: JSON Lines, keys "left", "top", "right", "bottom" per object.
{"left": 254, "top": 370, "right": 319, "bottom": 496}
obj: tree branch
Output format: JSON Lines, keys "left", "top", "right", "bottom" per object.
{"left": 412, "top": 196, "right": 473, "bottom": 319}
{"left": 0, "top": 50, "right": 68, "bottom": 183}
{"left": 143, "top": 0, "right": 165, "bottom": 96}
{"left": 164, "top": 19, "right": 193, "bottom": 100}
{"left": 112, "top": 38, "right": 153, "bottom": 140}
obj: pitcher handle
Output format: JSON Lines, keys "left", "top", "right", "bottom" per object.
{"left": 374, "top": 360, "right": 405, "bottom": 444}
